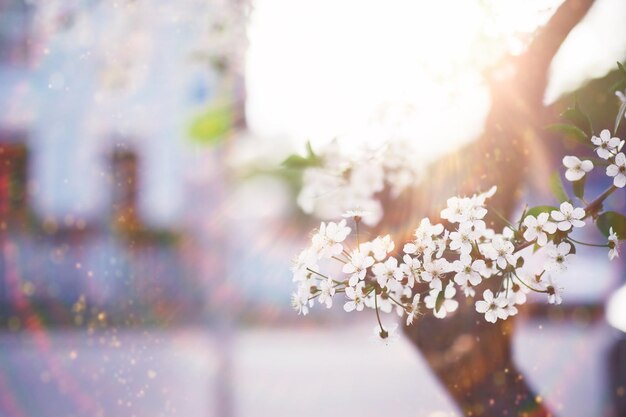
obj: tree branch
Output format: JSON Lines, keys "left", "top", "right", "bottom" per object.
{"left": 396, "top": 1, "right": 597, "bottom": 415}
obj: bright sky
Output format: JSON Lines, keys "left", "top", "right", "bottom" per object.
{"left": 245, "top": 0, "right": 626, "bottom": 157}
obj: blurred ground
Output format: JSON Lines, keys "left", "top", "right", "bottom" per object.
{"left": 0, "top": 319, "right": 614, "bottom": 417}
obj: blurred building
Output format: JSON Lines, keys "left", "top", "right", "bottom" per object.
{"left": 0, "top": 0, "right": 248, "bottom": 326}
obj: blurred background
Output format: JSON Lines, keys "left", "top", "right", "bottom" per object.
{"left": 0, "top": 0, "right": 625, "bottom": 416}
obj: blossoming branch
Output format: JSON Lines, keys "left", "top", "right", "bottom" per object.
{"left": 290, "top": 65, "right": 626, "bottom": 345}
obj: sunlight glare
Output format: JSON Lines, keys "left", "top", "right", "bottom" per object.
{"left": 245, "top": 0, "right": 561, "bottom": 158}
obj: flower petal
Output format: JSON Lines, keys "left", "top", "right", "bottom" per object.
{"left": 536, "top": 233, "right": 548, "bottom": 247}
{"left": 557, "top": 221, "right": 572, "bottom": 231}
{"left": 565, "top": 169, "right": 584, "bottom": 182}
{"left": 580, "top": 160, "right": 594, "bottom": 172}
{"left": 572, "top": 208, "right": 585, "bottom": 219}
{"left": 543, "top": 222, "right": 557, "bottom": 234}
{"left": 560, "top": 202, "right": 573, "bottom": 215}
{"left": 562, "top": 155, "right": 580, "bottom": 169}
{"left": 523, "top": 215, "right": 537, "bottom": 227}
{"left": 591, "top": 135, "right": 601, "bottom": 146}
{"left": 609, "top": 138, "right": 622, "bottom": 149}
{"left": 523, "top": 229, "right": 536, "bottom": 242}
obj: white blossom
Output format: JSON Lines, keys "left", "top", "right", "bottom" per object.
{"left": 375, "top": 292, "right": 395, "bottom": 314}
{"left": 538, "top": 276, "right": 563, "bottom": 305}
{"left": 607, "top": 152, "right": 626, "bottom": 188}
{"left": 318, "top": 276, "right": 336, "bottom": 308}
{"left": 404, "top": 232, "right": 436, "bottom": 257}
{"left": 344, "top": 283, "right": 366, "bottom": 312}
{"left": 291, "top": 281, "right": 314, "bottom": 316}
{"left": 545, "top": 242, "right": 572, "bottom": 273}
{"left": 291, "top": 248, "right": 318, "bottom": 282}
{"left": 405, "top": 294, "right": 421, "bottom": 325}
{"left": 391, "top": 285, "right": 413, "bottom": 317}
{"left": 291, "top": 292, "right": 309, "bottom": 315}
{"left": 373, "top": 323, "right": 400, "bottom": 347}
{"left": 399, "top": 254, "right": 421, "bottom": 287}
{"left": 440, "top": 196, "right": 472, "bottom": 224}
{"left": 503, "top": 277, "right": 528, "bottom": 305}
{"left": 551, "top": 202, "right": 585, "bottom": 231}
{"left": 449, "top": 222, "right": 478, "bottom": 254}
{"left": 502, "top": 226, "right": 515, "bottom": 241}
{"left": 297, "top": 166, "right": 344, "bottom": 214}
{"left": 363, "top": 235, "right": 395, "bottom": 261}
{"left": 474, "top": 186, "right": 497, "bottom": 205}
{"left": 466, "top": 199, "right": 489, "bottom": 230}
{"left": 460, "top": 282, "right": 476, "bottom": 297}
{"left": 475, "top": 289, "right": 507, "bottom": 323}
{"left": 350, "top": 164, "right": 385, "bottom": 195}
{"left": 415, "top": 218, "right": 444, "bottom": 241}
{"left": 372, "top": 257, "right": 401, "bottom": 288}
{"left": 591, "top": 129, "right": 622, "bottom": 159}
{"left": 311, "top": 220, "right": 351, "bottom": 259}
{"left": 440, "top": 194, "right": 489, "bottom": 230}
{"left": 608, "top": 227, "right": 620, "bottom": 260}
{"left": 433, "top": 230, "right": 449, "bottom": 258}
{"left": 342, "top": 249, "right": 374, "bottom": 286}
{"left": 618, "top": 89, "right": 626, "bottom": 106}
{"left": 482, "top": 236, "right": 517, "bottom": 270}
{"left": 502, "top": 300, "right": 519, "bottom": 318}
{"left": 342, "top": 209, "right": 372, "bottom": 221}
{"left": 523, "top": 212, "right": 557, "bottom": 246}
{"left": 562, "top": 156, "right": 593, "bottom": 182}
{"left": 452, "top": 256, "right": 488, "bottom": 287}
{"left": 424, "top": 280, "right": 458, "bottom": 319}
{"left": 296, "top": 139, "right": 422, "bottom": 227}
{"left": 422, "top": 258, "right": 451, "bottom": 284}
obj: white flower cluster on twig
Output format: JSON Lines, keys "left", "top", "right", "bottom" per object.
{"left": 296, "top": 140, "right": 422, "bottom": 227}
{"left": 291, "top": 83, "right": 626, "bottom": 345}
{"left": 292, "top": 183, "right": 622, "bottom": 344}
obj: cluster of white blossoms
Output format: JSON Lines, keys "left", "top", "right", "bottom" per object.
{"left": 291, "top": 93, "right": 626, "bottom": 344}
{"left": 296, "top": 140, "right": 422, "bottom": 227}
{"left": 563, "top": 129, "right": 626, "bottom": 187}
{"left": 292, "top": 183, "right": 623, "bottom": 343}
{"left": 293, "top": 185, "right": 623, "bottom": 342}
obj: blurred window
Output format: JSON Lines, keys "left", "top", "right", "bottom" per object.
{"left": 0, "top": 0, "right": 32, "bottom": 65}
{"left": 0, "top": 140, "right": 28, "bottom": 222}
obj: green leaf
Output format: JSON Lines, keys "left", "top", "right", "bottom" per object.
{"left": 525, "top": 205, "right": 558, "bottom": 219}
{"left": 561, "top": 100, "right": 593, "bottom": 135}
{"left": 546, "top": 124, "right": 589, "bottom": 147}
{"left": 282, "top": 141, "right": 322, "bottom": 169}
{"left": 615, "top": 98, "right": 626, "bottom": 134}
{"left": 188, "top": 101, "right": 233, "bottom": 145}
{"left": 618, "top": 61, "right": 626, "bottom": 76}
{"left": 572, "top": 176, "right": 586, "bottom": 201}
{"left": 434, "top": 288, "right": 445, "bottom": 314}
{"left": 305, "top": 141, "right": 316, "bottom": 159}
{"left": 281, "top": 154, "right": 321, "bottom": 169}
{"left": 596, "top": 211, "right": 626, "bottom": 238}
{"left": 549, "top": 172, "right": 569, "bottom": 203}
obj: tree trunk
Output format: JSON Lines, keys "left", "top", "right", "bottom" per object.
{"left": 394, "top": 1, "right": 596, "bottom": 415}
